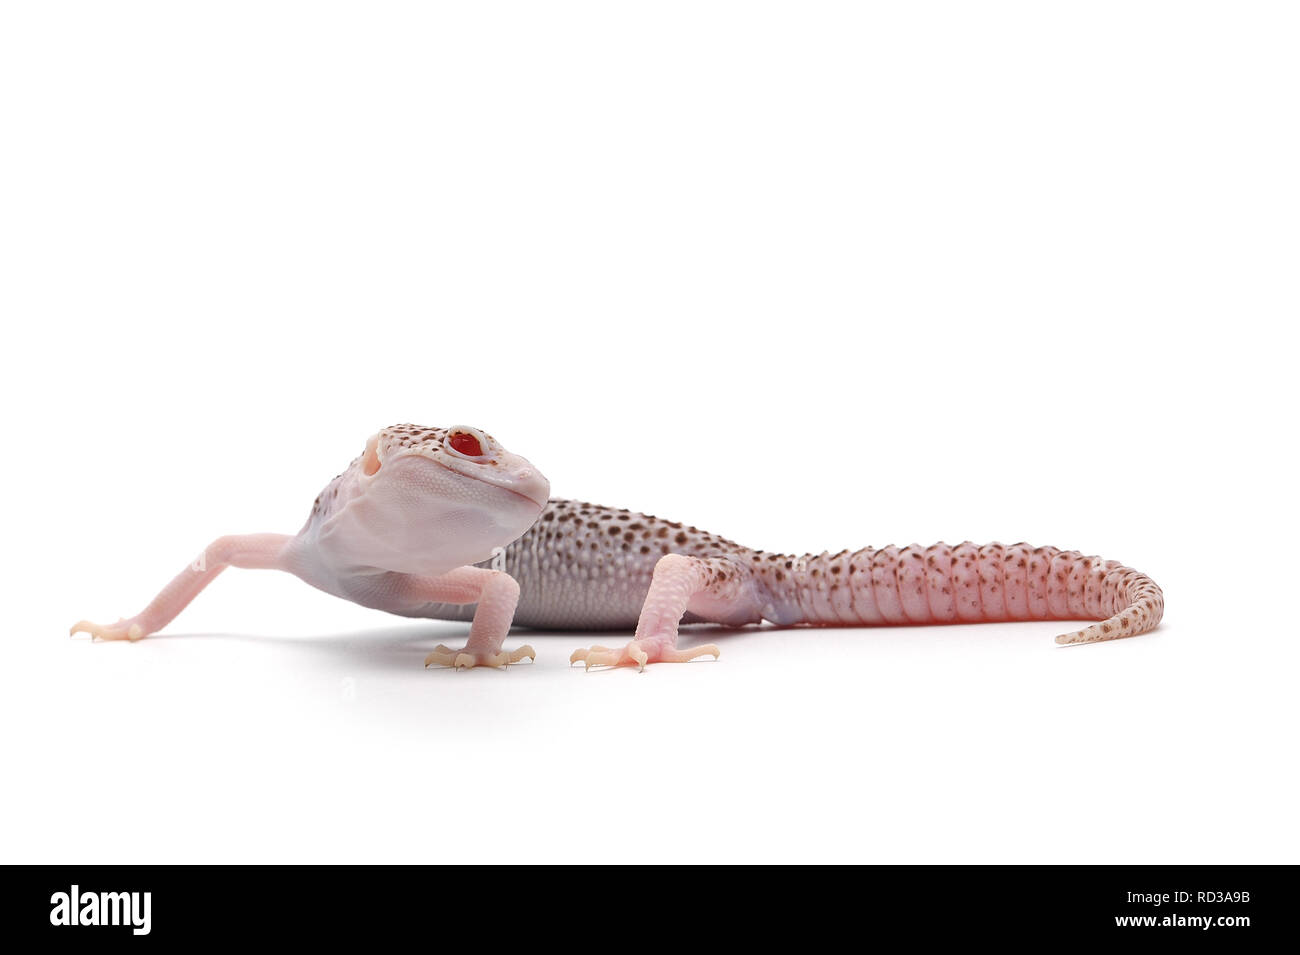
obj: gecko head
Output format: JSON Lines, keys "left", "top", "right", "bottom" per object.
{"left": 311, "top": 423, "right": 549, "bottom": 575}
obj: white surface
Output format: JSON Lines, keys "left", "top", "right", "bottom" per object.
{"left": 2, "top": 2, "right": 1296, "bottom": 863}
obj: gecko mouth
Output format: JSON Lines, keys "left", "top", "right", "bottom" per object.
{"left": 431, "top": 457, "right": 549, "bottom": 510}
{"left": 495, "top": 484, "right": 549, "bottom": 509}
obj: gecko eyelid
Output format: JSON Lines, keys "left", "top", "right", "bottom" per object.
{"left": 446, "top": 428, "right": 487, "bottom": 459}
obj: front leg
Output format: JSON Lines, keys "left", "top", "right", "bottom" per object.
{"left": 375, "top": 567, "right": 532, "bottom": 670}
{"left": 71, "top": 533, "right": 294, "bottom": 641}
{"left": 571, "top": 554, "right": 758, "bottom": 670}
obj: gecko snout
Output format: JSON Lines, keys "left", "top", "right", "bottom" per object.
{"left": 498, "top": 464, "right": 550, "bottom": 509}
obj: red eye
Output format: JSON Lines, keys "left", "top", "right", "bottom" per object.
{"left": 449, "top": 431, "right": 483, "bottom": 457}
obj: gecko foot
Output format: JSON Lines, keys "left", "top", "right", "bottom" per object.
{"left": 569, "top": 638, "right": 720, "bottom": 671}
{"left": 69, "top": 617, "right": 149, "bottom": 642}
{"left": 424, "top": 643, "right": 535, "bottom": 670}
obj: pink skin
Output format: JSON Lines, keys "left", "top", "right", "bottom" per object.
{"left": 568, "top": 540, "right": 1163, "bottom": 669}
{"left": 72, "top": 426, "right": 1164, "bottom": 672}
{"left": 71, "top": 424, "right": 550, "bottom": 669}
{"left": 404, "top": 496, "right": 1162, "bottom": 669}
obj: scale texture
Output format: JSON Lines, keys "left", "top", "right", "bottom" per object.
{"left": 413, "top": 498, "right": 1165, "bottom": 648}
{"left": 71, "top": 424, "right": 1164, "bottom": 670}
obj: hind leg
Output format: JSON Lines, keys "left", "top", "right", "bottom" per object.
{"left": 570, "top": 554, "right": 759, "bottom": 670}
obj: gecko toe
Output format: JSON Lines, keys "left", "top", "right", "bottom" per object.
{"left": 571, "top": 638, "right": 720, "bottom": 670}
{"left": 423, "top": 648, "right": 456, "bottom": 668}
{"left": 582, "top": 648, "right": 623, "bottom": 670}
{"left": 426, "top": 644, "right": 533, "bottom": 670}
{"left": 570, "top": 645, "right": 610, "bottom": 666}
{"left": 661, "top": 644, "right": 720, "bottom": 663}
{"left": 69, "top": 618, "right": 150, "bottom": 642}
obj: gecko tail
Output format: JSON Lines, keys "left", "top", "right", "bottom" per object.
{"left": 771, "top": 543, "right": 1163, "bottom": 644}
{"left": 1053, "top": 569, "right": 1164, "bottom": 645}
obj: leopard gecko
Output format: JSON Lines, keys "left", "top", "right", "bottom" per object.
{"left": 72, "top": 423, "right": 1164, "bottom": 669}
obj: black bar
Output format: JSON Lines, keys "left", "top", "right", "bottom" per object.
{"left": 7, "top": 865, "right": 1290, "bottom": 943}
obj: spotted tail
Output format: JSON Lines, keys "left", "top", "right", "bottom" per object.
{"left": 772, "top": 543, "right": 1163, "bottom": 645}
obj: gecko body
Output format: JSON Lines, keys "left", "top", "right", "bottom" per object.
{"left": 73, "top": 424, "right": 1164, "bottom": 669}
{"left": 414, "top": 498, "right": 1165, "bottom": 667}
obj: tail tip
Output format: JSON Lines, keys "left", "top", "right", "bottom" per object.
{"left": 1055, "top": 628, "right": 1092, "bottom": 646}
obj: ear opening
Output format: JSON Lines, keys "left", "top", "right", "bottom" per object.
{"left": 362, "top": 434, "right": 382, "bottom": 476}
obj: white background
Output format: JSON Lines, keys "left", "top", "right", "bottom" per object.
{"left": 2, "top": 2, "right": 1296, "bottom": 863}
